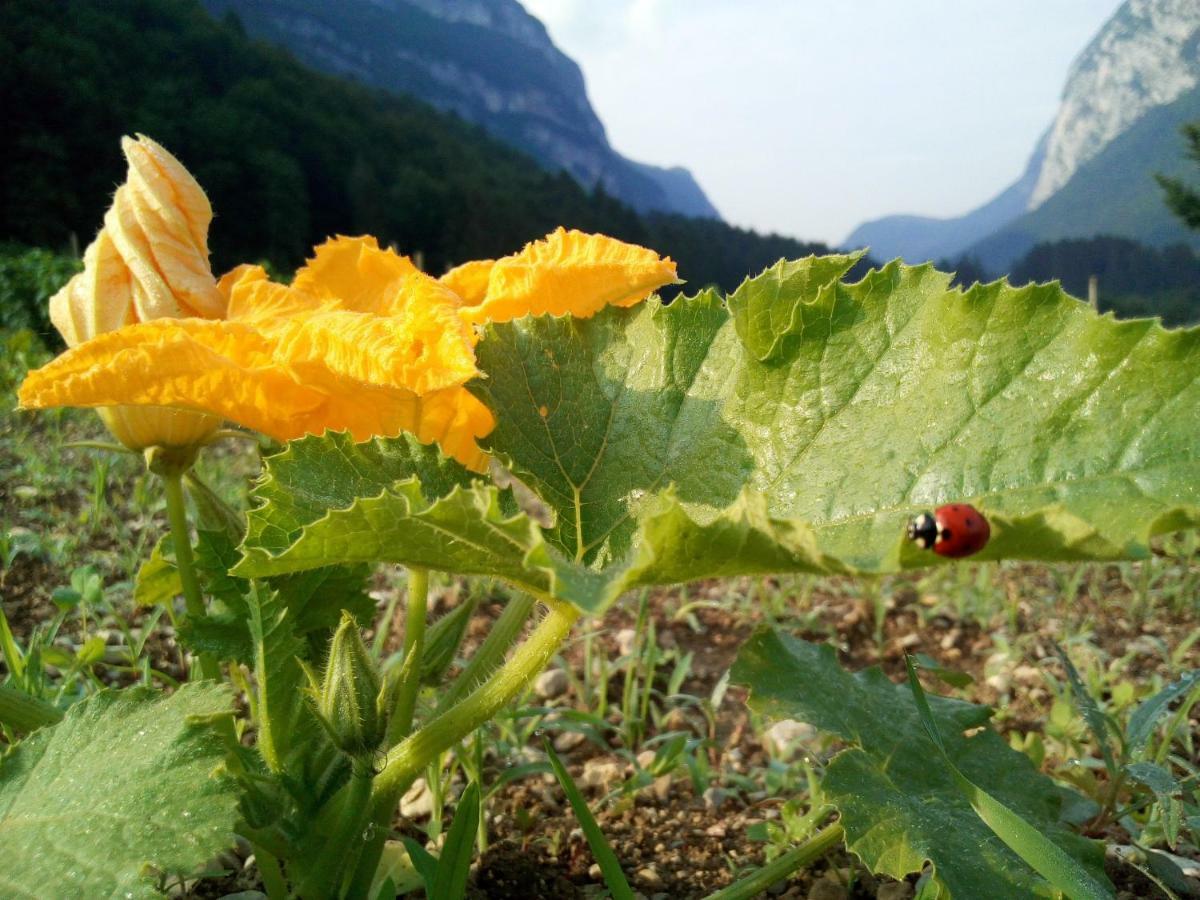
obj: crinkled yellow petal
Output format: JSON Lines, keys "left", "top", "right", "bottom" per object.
{"left": 220, "top": 265, "right": 321, "bottom": 323}
{"left": 440, "top": 258, "right": 494, "bottom": 306}
{"left": 125, "top": 134, "right": 212, "bottom": 254}
{"left": 292, "top": 235, "right": 419, "bottom": 315}
{"left": 18, "top": 321, "right": 327, "bottom": 439}
{"left": 461, "top": 228, "right": 679, "bottom": 325}
{"left": 412, "top": 387, "right": 495, "bottom": 473}
{"left": 50, "top": 231, "right": 135, "bottom": 348}
{"left": 16, "top": 320, "right": 406, "bottom": 444}
{"left": 103, "top": 137, "right": 226, "bottom": 320}
{"left": 220, "top": 262, "right": 478, "bottom": 396}
{"left": 47, "top": 136, "right": 225, "bottom": 357}
{"left": 17, "top": 319, "right": 491, "bottom": 468}
{"left": 259, "top": 301, "right": 477, "bottom": 397}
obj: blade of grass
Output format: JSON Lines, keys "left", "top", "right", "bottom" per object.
{"left": 703, "top": 821, "right": 844, "bottom": 900}
{"left": 544, "top": 739, "right": 634, "bottom": 900}
{"left": 905, "top": 655, "right": 1114, "bottom": 900}
{"left": 430, "top": 780, "right": 480, "bottom": 900}
{"left": 400, "top": 836, "right": 438, "bottom": 891}
{"left": 0, "top": 607, "right": 27, "bottom": 682}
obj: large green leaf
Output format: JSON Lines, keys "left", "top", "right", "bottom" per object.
{"left": 235, "top": 260, "right": 1200, "bottom": 613}
{"left": 238, "top": 431, "right": 475, "bottom": 567}
{"left": 476, "top": 261, "right": 1200, "bottom": 571}
{"left": 234, "top": 432, "right": 612, "bottom": 607}
{"left": 0, "top": 683, "right": 238, "bottom": 898}
{"left": 731, "top": 629, "right": 1109, "bottom": 899}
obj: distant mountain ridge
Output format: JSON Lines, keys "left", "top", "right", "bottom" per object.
{"left": 846, "top": 0, "right": 1200, "bottom": 269}
{"left": 201, "top": 0, "right": 721, "bottom": 220}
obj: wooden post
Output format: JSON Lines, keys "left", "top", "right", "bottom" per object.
{"left": 1087, "top": 275, "right": 1098, "bottom": 311}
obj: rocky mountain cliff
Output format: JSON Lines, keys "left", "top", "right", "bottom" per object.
{"left": 202, "top": 0, "right": 721, "bottom": 219}
{"left": 846, "top": 0, "right": 1200, "bottom": 267}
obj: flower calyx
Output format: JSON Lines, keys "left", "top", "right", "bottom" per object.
{"left": 305, "top": 612, "right": 393, "bottom": 761}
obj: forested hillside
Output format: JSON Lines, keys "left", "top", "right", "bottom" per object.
{"left": 1010, "top": 235, "right": 1200, "bottom": 324}
{"left": 0, "top": 0, "right": 830, "bottom": 294}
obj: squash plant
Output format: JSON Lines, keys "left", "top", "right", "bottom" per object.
{"left": 4, "top": 137, "right": 1200, "bottom": 898}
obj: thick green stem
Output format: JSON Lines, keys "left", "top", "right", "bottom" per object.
{"left": 253, "top": 846, "right": 287, "bottom": 900}
{"left": 299, "top": 762, "right": 375, "bottom": 898}
{"left": 162, "top": 472, "right": 220, "bottom": 682}
{"left": 378, "top": 600, "right": 578, "bottom": 798}
{"left": 704, "top": 822, "right": 844, "bottom": 900}
{"left": 0, "top": 683, "right": 63, "bottom": 733}
{"left": 437, "top": 592, "right": 536, "bottom": 712}
{"left": 389, "top": 567, "right": 429, "bottom": 742}
{"left": 346, "top": 599, "right": 579, "bottom": 895}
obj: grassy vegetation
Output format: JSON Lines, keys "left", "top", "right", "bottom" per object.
{"left": 3, "top": 323, "right": 1198, "bottom": 897}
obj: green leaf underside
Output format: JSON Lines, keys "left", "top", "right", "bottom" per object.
{"left": 731, "top": 630, "right": 1109, "bottom": 899}
{"left": 0, "top": 684, "right": 237, "bottom": 899}
{"left": 236, "top": 260, "right": 1200, "bottom": 614}
{"left": 186, "top": 523, "right": 373, "bottom": 663}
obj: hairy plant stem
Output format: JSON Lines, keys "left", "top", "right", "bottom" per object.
{"left": 437, "top": 592, "right": 537, "bottom": 712}
{"left": 704, "top": 822, "right": 844, "bottom": 900}
{"left": 345, "top": 598, "right": 579, "bottom": 895}
{"left": 299, "top": 760, "right": 375, "bottom": 899}
{"left": 389, "top": 566, "right": 429, "bottom": 742}
{"left": 0, "top": 682, "right": 63, "bottom": 733}
{"left": 253, "top": 846, "right": 287, "bottom": 900}
{"left": 162, "top": 471, "right": 220, "bottom": 682}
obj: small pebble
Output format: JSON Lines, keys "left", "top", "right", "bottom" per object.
{"left": 636, "top": 866, "right": 664, "bottom": 890}
{"left": 616, "top": 628, "right": 638, "bottom": 657}
{"left": 702, "top": 786, "right": 725, "bottom": 810}
{"left": 553, "top": 730, "right": 586, "bottom": 752}
{"left": 534, "top": 668, "right": 570, "bottom": 700}
{"left": 579, "top": 757, "right": 623, "bottom": 790}
{"left": 400, "top": 778, "right": 434, "bottom": 818}
{"left": 1013, "top": 664, "right": 1042, "bottom": 685}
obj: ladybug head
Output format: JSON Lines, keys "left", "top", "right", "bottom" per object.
{"left": 906, "top": 512, "right": 938, "bottom": 549}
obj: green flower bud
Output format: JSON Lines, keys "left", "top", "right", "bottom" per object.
{"left": 315, "top": 611, "right": 388, "bottom": 758}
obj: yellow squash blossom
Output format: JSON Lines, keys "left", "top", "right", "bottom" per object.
{"left": 19, "top": 139, "right": 679, "bottom": 470}
{"left": 48, "top": 135, "right": 225, "bottom": 450}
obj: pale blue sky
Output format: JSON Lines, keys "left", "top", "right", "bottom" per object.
{"left": 522, "top": 0, "right": 1125, "bottom": 245}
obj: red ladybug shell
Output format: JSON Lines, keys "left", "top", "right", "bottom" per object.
{"left": 929, "top": 503, "right": 990, "bottom": 558}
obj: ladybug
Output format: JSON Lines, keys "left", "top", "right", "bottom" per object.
{"left": 907, "top": 503, "right": 990, "bottom": 559}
